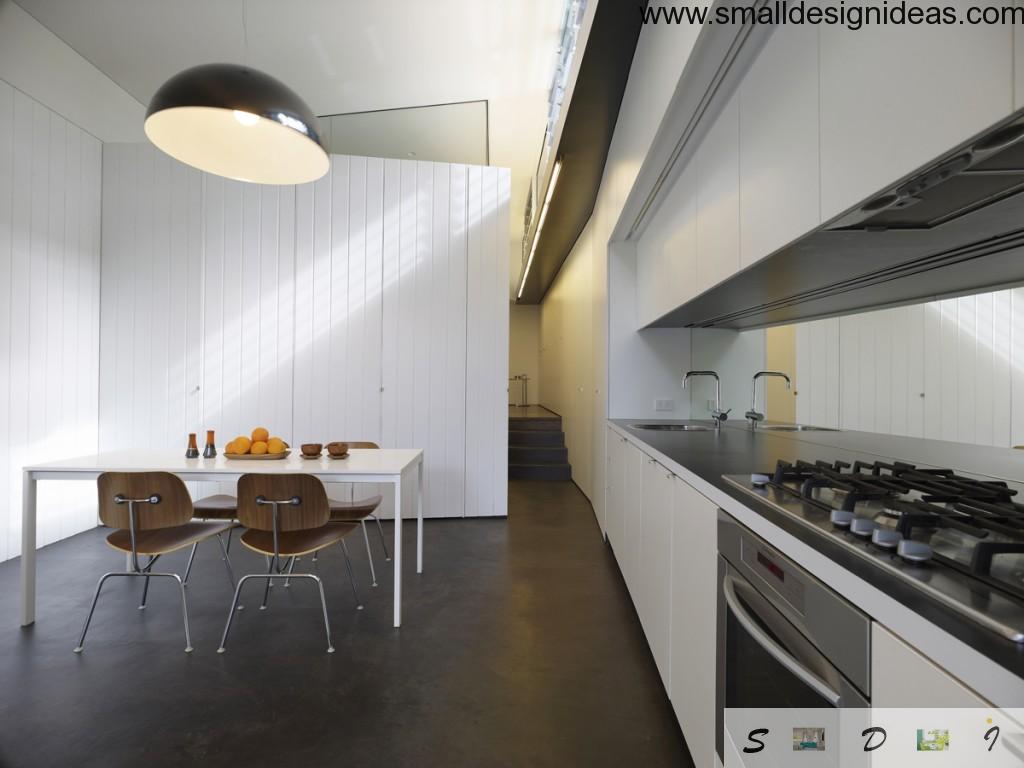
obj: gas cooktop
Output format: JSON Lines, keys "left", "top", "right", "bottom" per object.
{"left": 723, "top": 459, "right": 1024, "bottom": 644}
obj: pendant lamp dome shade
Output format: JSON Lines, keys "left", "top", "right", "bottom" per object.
{"left": 145, "top": 63, "right": 329, "bottom": 185}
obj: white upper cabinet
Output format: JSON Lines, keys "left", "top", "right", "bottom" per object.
{"left": 819, "top": 5, "right": 1014, "bottom": 222}
{"left": 636, "top": 153, "right": 697, "bottom": 326}
{"left": 739, "top": 24, "right": 820, "bottom": 269}
{"left": 696, "top": 93, "right": 740, "bottom": 293}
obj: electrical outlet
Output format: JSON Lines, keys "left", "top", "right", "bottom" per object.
{"left": 654, "top": 399, "right": 674, "bottom": 412}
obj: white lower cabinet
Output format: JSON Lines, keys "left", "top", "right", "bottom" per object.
{"left": 621, "top": 440, "right": 646, "bottom": 597}
{"left": 670, "top": 475, "right": 719, "bottom": 768}
{"left": 640, "top": 456, "right": 674, "bottom": 688}
{"left": 871, "top": 623, "right": 992, "bottom": 708}
{"left": 605, "top": 429, "right": 628, "bottom": 548}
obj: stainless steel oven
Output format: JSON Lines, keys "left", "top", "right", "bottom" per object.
{"left": 716, "top": 511, "right": 872, "bottom": 761}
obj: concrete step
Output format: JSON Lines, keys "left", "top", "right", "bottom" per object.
{"left": 509, "top": 446, "right": 568, "bottom": 465}
{"left": 508, "top": 416, "right": 562, "bottom": 432}
{"left": 509, "top": 430, "right": 565, "bottom": 447}
{"left": 508, "top": 463, "right": 573, "bottom": 481}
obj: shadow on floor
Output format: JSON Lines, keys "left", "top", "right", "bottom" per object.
{"left": 0, "top": 480, "right": 690, "bottom": 767}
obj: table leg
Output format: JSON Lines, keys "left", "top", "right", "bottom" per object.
{"left": 20, "top": 471, "right": 37, "bottom": 626}
{"left": 417, "top": 460, "right": 423, "bottom": 575}
{"left": 393, "top": 474, "right": 402, "bottom": 628}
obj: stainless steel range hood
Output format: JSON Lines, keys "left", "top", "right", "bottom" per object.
{"left": 650, "top": 109, "right": 1024, "bottom": 329}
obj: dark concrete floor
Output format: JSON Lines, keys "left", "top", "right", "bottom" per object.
{"left": 0, "top": 481, "right": 691, "bottom": 768}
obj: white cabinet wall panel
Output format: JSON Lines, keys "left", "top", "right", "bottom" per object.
{"left": 101, "top": 144, "right": 509, "bottom": 520}
{"left": 695, "top": 94, "right": 740, "bottom": 294}
{"left": 819, "top": 7, "right": 1013, "bottom": 222}
{"left": 738, "top": 24, "right": 820, "bottom": 269}
{"left": 0, "top": 82, "right": 102, "bottom": 561}
{"left": 794, "top": 289, "right": 1022, "bottom": 447}
{"left": 639, "top": 456, "right": 673, "bottom": 689}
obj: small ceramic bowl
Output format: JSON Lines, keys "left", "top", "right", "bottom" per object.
{"left": 301, "top": 443, "right": 323, "bottom": 457}
{"left": 326, "top": 441, "right": 349, "bottom": 457}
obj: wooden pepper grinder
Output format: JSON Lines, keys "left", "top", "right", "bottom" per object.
{"left": 203, "top": 430, "right": 217, "bottom": 458}
{"left": 185, "top": 433, "right": 200, "bottom": 459}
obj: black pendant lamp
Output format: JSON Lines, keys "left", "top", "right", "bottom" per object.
{"left": 145, "top": 63, "right": 329, "bottom": 185}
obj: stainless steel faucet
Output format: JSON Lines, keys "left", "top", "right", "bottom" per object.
{"left": 682, "top": 370, "right": 730, "bottom": 428}
{"left": 745, "top": 371, "right": 792, "bottom": 429}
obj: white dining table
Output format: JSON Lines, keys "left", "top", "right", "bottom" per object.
{"left": 20, "top": 448, "right": 424, "bottom": 628}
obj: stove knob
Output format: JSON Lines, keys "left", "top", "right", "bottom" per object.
{"left": 751, "top": 474, "right": 770, "bottom": 488}
{"left": 850, "top": 518, "right": 876, "bottom": 538}
{"left": 897, "top": 540, "right": 933, "bottom": 563}
{"left": 871, "top": 528, "right": 903, "bottom": 549}
{"left": 830, "top": 509, "right": 854, "bottom": 528}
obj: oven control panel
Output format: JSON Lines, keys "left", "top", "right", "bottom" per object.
{"left": 741, "top": 539, "right": 806, "bottom": 614}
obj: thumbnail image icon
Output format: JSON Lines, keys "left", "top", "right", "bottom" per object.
{"left": 792, "top": 727, "right": 826, "bottom": 751}
{"left": 916, "top": 729, "right": 950, "bottom": 751}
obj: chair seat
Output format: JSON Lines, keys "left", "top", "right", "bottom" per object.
{"left": 240, "top": 522, "right": 358, "bottom": 558}
{"left": 328, "top": 494, "right": 383, "bottom": 520}
{"left": 106, "top": 520, "right": 235, "bottom": 556}
{"left": 192, "top": 494, "right": 238, "bottom": 519}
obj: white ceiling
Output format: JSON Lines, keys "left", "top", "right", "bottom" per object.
{"left": 15, "top": 0, "right": 567, "bottom": 287}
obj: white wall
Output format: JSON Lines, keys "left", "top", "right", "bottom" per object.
{"left": 794, "top": 289, "right": 1024, "bottom": 448}
{"left": 101, "top": 144, "right": 510, "bottom": 519}
{"left": 509, "top": 303, "right": 540, "bottom": 405}
{"left": 0, "top": 0, "right": 144, "bottom": 143}
{"left": 538, "top": 7, "right": 703, "bottom": 507}
{"left": 0, "top": 82, "right": 103, "bottom": 561}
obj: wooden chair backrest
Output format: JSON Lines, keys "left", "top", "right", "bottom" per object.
{"left": 97, "top": 472, "right": 194, "bottom": 531}
{"left": 340, "top": 441, "right": 379, "bottom": 449}
{"left": 236, "top": 474, "right": 329, "bottom": 532}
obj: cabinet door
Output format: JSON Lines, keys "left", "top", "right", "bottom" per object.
{"left": 820, "top": 10, "right": 1013, "bottom": 221}
{"left": 696, "top": 93, "right": 740, "bottom": 294}
{"left": 622, "top": 441, "right": 646, "bottom": 596}
{"left": 739, "top": 24, "right": 819, "bottom": 269}
{"left": 640, "top": 456, "right": 675, "bottom": 689}
{"left": 670, "top": 477, "right": 719, "bottom": 768}
{"left": 871, "top": 623, "right": 992, "bottom": 708}
{"left": 605, "top": 430, "right": 627, "bottom": 546}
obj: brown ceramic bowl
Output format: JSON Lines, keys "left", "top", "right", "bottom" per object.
{"left": 326, "top": 441, "right": 349, "bottom": 457}
{"left": 301, "top": 443, "right": 323, "bottom": 457}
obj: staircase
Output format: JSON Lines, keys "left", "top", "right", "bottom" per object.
{"left": 508, "top": 406, "right": 572, "bottom": 481}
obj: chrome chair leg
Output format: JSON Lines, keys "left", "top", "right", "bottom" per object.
{"left": 74, "top": 571, "right": 118, "bottom": 652}
{"left": 371, "top": 515, "right": 391, "bottom": 561}
{"left": 75, "top": 571, "right": 192, "bottom": 653}
{"left": 182, "top": 541, "right": 199, "bottom": 587}
{"left": 340, "top": 539, "right": 364, "bottom": 610}
{"left": 224, "top": 526, "right": 233, "bottom": 556}
{"left": 171, "top": 572, "right": 194, "bottom": 653}
{"left": 215, "top": 532, "right": 243, "bottom": 611}
{"left": 138, "top": 555, "right": 158, "bottom": 609}
{"left": 217, "top": 573, "right": 253, "bottom": 652}
{"left": 312, "top": 574, "right": 335, "bottom": 653}
{"left": 283, "top": 556, "right": 297, "bottom": 588}
{"left": 218, "top": 573, "right": 334, "bottom": 654}
{"left": 361, "top": 520, "right": 378, "bottom": 587}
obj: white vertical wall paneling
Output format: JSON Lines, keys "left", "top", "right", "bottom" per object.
{"left": 99, "top": 147, "right": 507, "bottom": 522}
{"left": 446, "top": 165, "right": 468, "bottom": 518}
{"left": 0, "top": 85, "right": 101, "bottom": 560}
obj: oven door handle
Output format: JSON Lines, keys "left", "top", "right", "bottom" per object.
{"left": 723, "top": 572, "right": 842, "bottom": 706}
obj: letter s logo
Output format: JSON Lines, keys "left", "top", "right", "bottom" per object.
{"left": 743, "top": 728, "right": 769, "bottom": 754}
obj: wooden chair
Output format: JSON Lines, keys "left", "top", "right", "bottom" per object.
{"left": 322, "top": 441, "right": 390, "bottom": 587}
{"left": 74, "top": 472, "right": 238, "bottom": 653}
{"left": 217, "top": 473, "right": 363, "bottom": 654}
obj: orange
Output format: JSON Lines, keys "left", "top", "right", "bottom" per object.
{"left": 251, "top": 427, "right": 269, "bottom": 443}
{"left": 251, "top": 441, "right": 269, "bottom": 455}
{"left": 225, "top": 439, "right": 237, "bottom": 454}
{"left": 233, "top": 436, "right": 252, "bottom": 454}
{"left": 267, "top": 437, "right": 286, "bottom": 454}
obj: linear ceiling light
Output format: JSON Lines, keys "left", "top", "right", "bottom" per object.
{"left": 517, "top": 159, "right": 562, "bottom": 299}
{"left": 145, "top": 63, "right": 329, "bottom": 185}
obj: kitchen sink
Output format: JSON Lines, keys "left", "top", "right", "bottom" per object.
{"left": 629, "top": 423, "right": 715, "bottom": 432}
{"left": 757, "top": 424, "right": 839, "bottom": 432}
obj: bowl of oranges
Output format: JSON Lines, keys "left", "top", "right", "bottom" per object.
{"left": 225, "top": 428, "right": 290, "bottom": 460}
